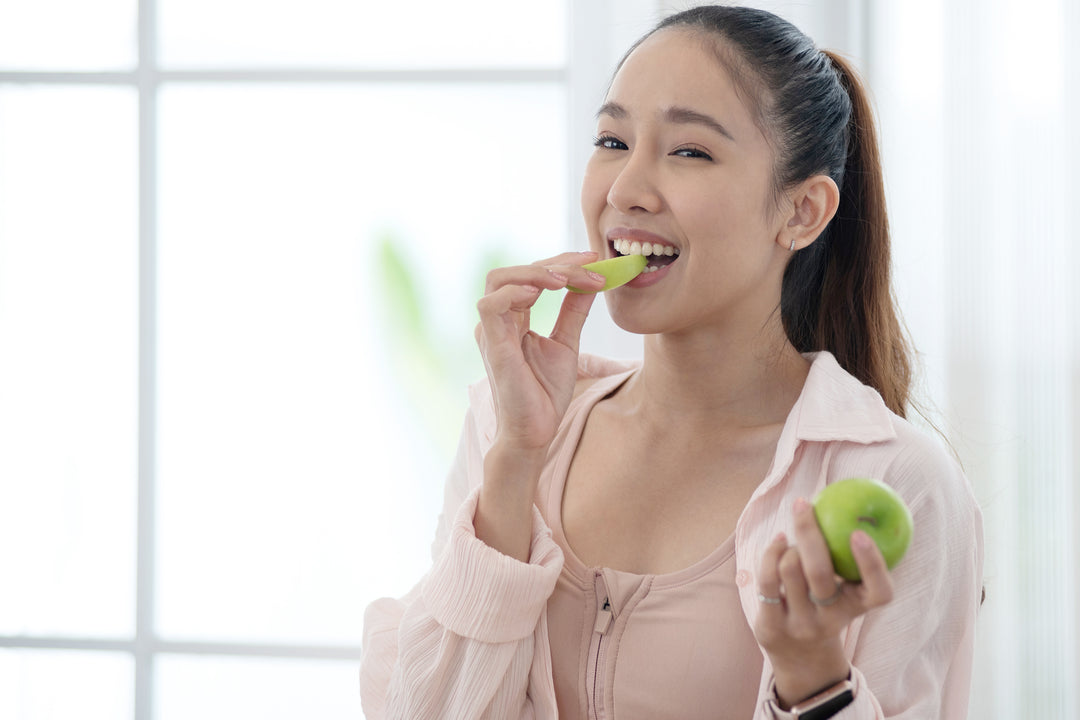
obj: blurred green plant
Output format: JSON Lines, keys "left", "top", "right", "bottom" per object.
{"left": 373, "top": 229, "right": 560, "bottom": 464}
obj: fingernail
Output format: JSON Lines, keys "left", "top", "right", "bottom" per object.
{"left": 524, "top": 285, "right": 541, "bottom": 294}
{"left": 774, "top": 531, "right": 787, "bottom": 545}
{"left": 548, "top": 270, "right": 568, "bottom": 283}
{"left": 852, "top": 531, "right": 873, "bottom": 549}
{"left": 587, "top": 271, "right": 605, "bottom": 282}
{"left": 793, "top": 497, "right": 811, "bottom": 515}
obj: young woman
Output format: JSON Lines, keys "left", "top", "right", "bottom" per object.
{"left": 361, "top": 6, "right": 983, "bottom": 718}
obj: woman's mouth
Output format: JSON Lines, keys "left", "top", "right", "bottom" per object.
{"left": 609, "top": 237, "right": 681, "bottom": 274}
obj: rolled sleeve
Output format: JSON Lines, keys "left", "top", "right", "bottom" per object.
{"left": 424, "top": 486, "right": 565, "bottom": 643}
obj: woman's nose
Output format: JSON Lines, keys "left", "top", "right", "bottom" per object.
{"left": 606, "top": 152, "right": 662, "bottom": 214}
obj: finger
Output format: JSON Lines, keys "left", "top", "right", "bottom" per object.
{"left": 476, "top": 284, "right": 542, "bottom": 347}
{"left": 548, "top": 290, "right": 597, "bottom": 352}
{"left": 552, "top": 265, "right": 608, "bottom": 293}
{"left": 530, "top": 250, "right": 599, "bottom": 267}
{"left": 756, "top": 532, "right": 788, "bottom": 611}
{"left": 791, "top": 497, "right": 842, "bottom": 602}
{"left": 484, "top": 264, "right": 574, "bottom": 295}
{"left": 850, "top": 531, "right": 894, "bottom": 608}
{"left": 477, "top": 283, "right": 543, "bottom": 317}
{"left": 778, "top": 545, "right": 814, "bottom": 619}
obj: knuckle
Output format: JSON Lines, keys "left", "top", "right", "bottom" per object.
{"left": 875, "top": 580, "right": 895, "bottom": 606}
{"left": 807, "top": 566, "right": 836, "bottom": 588}
{"left": 476, "top": 293, "right": 498, "bottom": 315}
{"left": 483, "top": 269, "right": 498, "bottom": 294}
{"left": 778, "top": 549, "right": 802, "bottom": 577}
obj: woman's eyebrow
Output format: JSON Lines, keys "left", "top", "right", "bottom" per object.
{"left": 595, "top": 102, "right": 735, "bottom": 142}
{"left": 596, "top": 101, "right": 628, "bottom": 120}
{"left": 663, "top": 106, "right": 735, "bottom": 141}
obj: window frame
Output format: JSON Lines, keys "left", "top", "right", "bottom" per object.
{"left": 0, "top": 0, "right": 627, "bottom": 717}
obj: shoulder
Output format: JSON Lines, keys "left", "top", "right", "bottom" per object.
{"left": 879, "top": 416, "right": 980, "bottom": 528}
{"left": 800, "top": 352, "right": 981, "bottom": 533}
{"left": 823, "top": 406, "right": 982, "bottom": 565}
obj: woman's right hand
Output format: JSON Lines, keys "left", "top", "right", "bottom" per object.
{"left": 474, "top": 251, "right": 606, "bottom": 456}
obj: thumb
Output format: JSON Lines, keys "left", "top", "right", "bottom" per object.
{"left": 548, "top": 290, "right": 597, "bottom": 352}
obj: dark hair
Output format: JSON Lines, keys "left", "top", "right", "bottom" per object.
{"left": 626, "top": 5, "right": 914, "bottom": 417}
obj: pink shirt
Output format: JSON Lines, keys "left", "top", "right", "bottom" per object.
{"left": 360, "top": 352, "right": 984, "bottom": 719}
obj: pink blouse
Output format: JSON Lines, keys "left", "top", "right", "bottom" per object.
{"left": 360, "top": 352, "right": 984, "bottom": 719}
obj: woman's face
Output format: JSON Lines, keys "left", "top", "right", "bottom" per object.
{"left": 581, "top": 28, "right": 792, "bottom": 337}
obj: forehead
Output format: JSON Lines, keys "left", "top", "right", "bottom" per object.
{"left": 605, "top": 28, "right": 761, "bottom": 140}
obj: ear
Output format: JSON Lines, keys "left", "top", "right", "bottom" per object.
{"left": 777, "top": 174, "right": 840, "bottom": 252}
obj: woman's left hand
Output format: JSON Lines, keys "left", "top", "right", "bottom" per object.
{"left": 753, "top": 497, "right": 895, "bottom": 709}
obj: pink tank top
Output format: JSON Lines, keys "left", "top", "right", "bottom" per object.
{"left": 539, "top": 372, "right": 763, "bottom": 719}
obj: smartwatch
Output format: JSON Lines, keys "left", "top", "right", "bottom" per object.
{"left": 789, "top": 678, "right": 855, "bottom": 719}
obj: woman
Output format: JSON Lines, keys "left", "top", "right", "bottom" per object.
{"left": 361, "top": 6, "right": 983, "bottom": 718}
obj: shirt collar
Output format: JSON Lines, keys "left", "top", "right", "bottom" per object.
{"left": 791, "top": 351, "right": 897, "bottom": 445}
{"left": 469, "top": 351, "right": 897, "bottom": 449}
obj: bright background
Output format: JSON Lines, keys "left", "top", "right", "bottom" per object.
{"left": 0, "top": 1, "right": 1075, "bottom": 718}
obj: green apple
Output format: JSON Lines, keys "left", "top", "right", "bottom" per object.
{"left": 812, "top": 477, "right": 913, "bottom": 582}
{"left": 567, "top": 254, "right": 648, "bottom": 293}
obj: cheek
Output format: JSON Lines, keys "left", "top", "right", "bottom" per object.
{"left": 580, "top": 158, "right": 608, "bottom": 215}
{"left": 579, "top": 159, "right": 612, "bottom": 248}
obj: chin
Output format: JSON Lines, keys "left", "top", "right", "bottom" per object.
{"left": 605, "top": 298, "right": 668, "bottom": 336}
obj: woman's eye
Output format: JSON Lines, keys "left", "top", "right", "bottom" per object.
{"left": 673, "top": 146, "right": 713, "bottom": 161}
{"left": 593, "top": 135, "right": 628, "bottom": 151}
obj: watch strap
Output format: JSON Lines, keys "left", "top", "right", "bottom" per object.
{"left": 789, "top": 678, "right": 855, "bottom": 719}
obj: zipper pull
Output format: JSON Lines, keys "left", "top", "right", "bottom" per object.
{"left": 594, "top": 598, "right": 613, "bottom": 634}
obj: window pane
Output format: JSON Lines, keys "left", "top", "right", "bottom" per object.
{"left": 0, "top": 0, "right": 136, "bottom": 71}
{"left": 157, "top": 654, "right": 359, "bottom": 720}
{"left": 159, "top": 0, "right": 566, "bottom": 69}
{"left": 156, "top": 83, "right": 567, "bottom": 645}
{"left": 0, "top": 86, "right": 138, "bottom": 638}
{"left": 0, "top": 649, "right": 133, "bottom": 719}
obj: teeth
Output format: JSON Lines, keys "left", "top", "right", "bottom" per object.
{"left": 612, "top": 238, "right": 680, "bottom": 257}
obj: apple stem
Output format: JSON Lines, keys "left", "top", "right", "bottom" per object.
{"left": 857, "top": 516, "right": 879, "bottom": 527}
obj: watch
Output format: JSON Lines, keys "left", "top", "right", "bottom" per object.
{"left": 789, "top": 678, "right": 855, "bottom": 719}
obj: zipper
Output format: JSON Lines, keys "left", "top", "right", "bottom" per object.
{"left": 590, "top": 595, "right": 613, "bottom": 719}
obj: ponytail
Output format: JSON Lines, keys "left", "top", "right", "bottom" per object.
{"left": 784, "top": 52, "right": 914, "bottom": 418}
{"left": 648, "top": 7, "right": 916, "bottom": 417}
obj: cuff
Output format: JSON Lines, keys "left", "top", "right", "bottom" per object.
{"left": 422, "top": 486, "right": 564, "bottom": 643}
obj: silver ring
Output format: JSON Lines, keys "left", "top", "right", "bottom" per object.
{"left": 758, "top": 593, "right": 782, "bottom": 605}
{"left": 809, "top": 582, "right": 844, "bottom": 607}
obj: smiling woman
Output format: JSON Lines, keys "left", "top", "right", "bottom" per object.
{"left": 360, "top": 5, "right": 983, "bottom": 719}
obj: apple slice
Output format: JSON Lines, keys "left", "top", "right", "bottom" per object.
{"left": 567, "top": 254, "right": 648, "bottom": 293}
{"left": 812, "top": 477, "right": 914, "bottom": 582}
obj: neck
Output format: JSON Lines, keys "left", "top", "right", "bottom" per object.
{"left": 623, "top": 317, "right": 810, "bottom": 431}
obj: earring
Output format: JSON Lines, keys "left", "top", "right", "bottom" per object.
{"left": 789, "top": 238, "right": 797, "bottom": 252}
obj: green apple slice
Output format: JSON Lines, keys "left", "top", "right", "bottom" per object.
{"left": 567, "top": 254, "right": 649, "bottom": 293}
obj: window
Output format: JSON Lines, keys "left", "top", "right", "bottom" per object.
{"left": 0, "top": 1, "right": 667, "bottom": 717}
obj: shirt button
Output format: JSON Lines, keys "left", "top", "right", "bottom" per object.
{"left": 736, "top": 569, "right": 751, "bottom": 587}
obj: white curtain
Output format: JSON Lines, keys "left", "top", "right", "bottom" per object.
{"left": 644, "top": 1, "right": 1079, "bottom": 716}
{"left": 871, "top": 0, "right": 1078, "bottom": 717}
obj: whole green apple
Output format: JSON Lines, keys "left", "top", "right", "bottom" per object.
{"left": 812, "top": 477, "right": 913, "bottom": 582}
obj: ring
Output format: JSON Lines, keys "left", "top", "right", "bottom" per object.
{"left": 809, "top": 581, "right": 844, "bottom": 607}
{"left": 758, "top": 593, "right": 782, "bottom": 605}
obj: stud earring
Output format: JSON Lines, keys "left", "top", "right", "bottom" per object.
{"left": 789, "top": 238, "right": 797, "bottom": 252}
